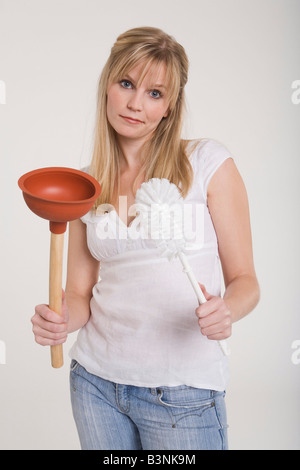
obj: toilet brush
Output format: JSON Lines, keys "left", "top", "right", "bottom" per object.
{"left": 135, "top": 178, "right": 229, "bottom": 356}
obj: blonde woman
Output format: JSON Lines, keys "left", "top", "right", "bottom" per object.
{"left": 32, "top": 27, "right": 260, "bottom": 450}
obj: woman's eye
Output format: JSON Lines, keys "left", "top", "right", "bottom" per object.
{"left": 150, "top": 90, "right": 162, "bottom": 99}
{"left": 120, "top": 80, "right": 132, "bottom": 89}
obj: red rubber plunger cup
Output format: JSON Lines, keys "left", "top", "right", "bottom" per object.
{"left": 18, "top": 167, "right": 101, "bottom": 368}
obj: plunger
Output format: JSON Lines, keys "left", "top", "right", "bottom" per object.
{"left": 18, "top": 167, "right": 101, "bottom": 368}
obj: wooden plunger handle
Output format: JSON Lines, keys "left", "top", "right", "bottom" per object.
{"left": 49, "top": 232, "right": 64, "bottom": 368}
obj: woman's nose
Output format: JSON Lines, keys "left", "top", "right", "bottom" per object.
{"left": 127, "top": 91, "right": 143, "bottom": 112}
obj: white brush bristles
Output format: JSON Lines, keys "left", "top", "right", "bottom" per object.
{"left": 136, "top": 178, "right": 191, "bottom": 260}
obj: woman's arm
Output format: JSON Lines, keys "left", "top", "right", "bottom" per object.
{"left": 65, "top": 219, "right": 100, "bottom": 333}
{"left": 32, "top": 219, "right": 100, "bottom": 345}
{"left": 196, "top": 158, "right": 260, "bottom": 340}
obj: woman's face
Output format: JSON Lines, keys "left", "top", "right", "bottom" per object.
{"left": 106, "top": 61, "right": 170, "bottom": 147}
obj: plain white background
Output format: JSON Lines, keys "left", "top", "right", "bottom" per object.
{"left": 0, "top": 0, "right": 299, "bottom": 450}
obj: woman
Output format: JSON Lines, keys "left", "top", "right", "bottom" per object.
{"left": 32, "top": 27, "right": 260, "bottom": 450}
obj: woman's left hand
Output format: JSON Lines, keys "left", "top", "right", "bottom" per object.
{"left": 195, "top": 284, "right": 232, "bottom": 341}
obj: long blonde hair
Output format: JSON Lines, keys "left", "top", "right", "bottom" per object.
{"left": 90, "top": 26, "right": 193, "bottom": 206}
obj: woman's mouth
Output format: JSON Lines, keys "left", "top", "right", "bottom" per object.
{"left": 120, "top": 115, "right": 144, "bottom": 125}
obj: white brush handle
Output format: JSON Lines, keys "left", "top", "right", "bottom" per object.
{"left": 177, "top": 251, "right": 229, "bottom": 356}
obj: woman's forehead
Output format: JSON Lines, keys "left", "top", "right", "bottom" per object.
{"left": 118, "top": 59, "right": 169, "bottom": 88}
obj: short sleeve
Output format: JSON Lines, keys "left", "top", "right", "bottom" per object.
{"left": 81, "top": 210, "right": 98, "bottom": 225}
{"left": 78, "top": 165, "right": 95, "bottom": 224}
{"left": 192, "top": 139, "right": 233, "bottom": 203}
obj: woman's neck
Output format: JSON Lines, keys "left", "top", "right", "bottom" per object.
{"left": 117, "top": 135, "right": 145, "bottom": 172}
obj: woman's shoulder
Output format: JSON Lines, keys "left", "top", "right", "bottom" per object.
{"left": 184, "top": 138, "right": 231, "bottom": 161}
{"left": 80, "top": 165, "right": 91, "bottom": 174}
{"left": 184, "top": 138, "right": 234, "bottom": 201}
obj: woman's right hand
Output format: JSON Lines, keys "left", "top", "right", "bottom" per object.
{"left": 31, "top": 290, "right": 69, "bottom": 346}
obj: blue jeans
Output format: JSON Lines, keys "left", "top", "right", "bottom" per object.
{"left": 70, "top": 360, "right": 228, "bottom": 450}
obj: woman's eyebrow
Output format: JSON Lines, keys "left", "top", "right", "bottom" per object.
{"left": 123, "top": 74, "right": 166, "bottom": 90}
{"left": 152, "top": 83, "right": 167, "bottom": 90}
{"left": 123, "top": 74, "right": 135, "bottom": 84}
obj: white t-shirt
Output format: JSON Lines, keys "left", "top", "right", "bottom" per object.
{"left": 69, "top": 139, "right": 232, "bottom": 390}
